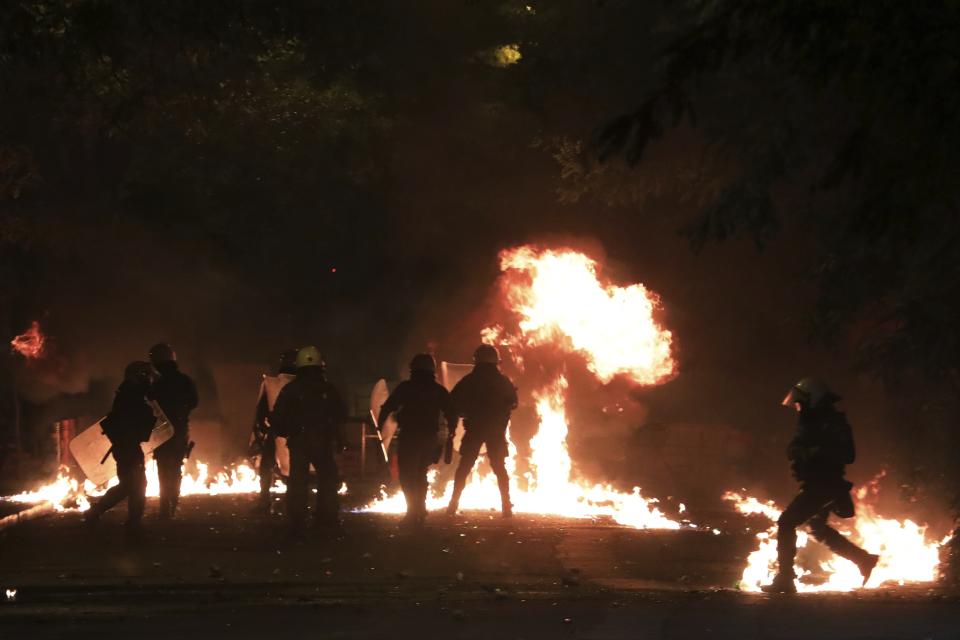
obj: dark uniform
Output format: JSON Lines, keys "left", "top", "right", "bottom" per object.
{"left": 85, "top": 364, "right": 156, "bottom": 533}
{"left": 251, "top": 350, "right": 298, "bottom": 512}
{"left": 447, "top": 357, "right": 518, "bottom": 516}
{"left": 377, "top": 357, "right": 457, "bottom": 524}
{"left": 766, "top": 378, "right": 878, "bottom": 593}
{"left": 271, "top": 363, "right": 347, "bottom": 533}
{"left": 150, "top": 357, "right": 198, "bottom": 519}
{"left": 252, "top": 391, "right": 276, "bottom": 504}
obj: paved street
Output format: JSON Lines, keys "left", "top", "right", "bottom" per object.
{"left": 1, "top": 495, "right": 957, "bottom": 638}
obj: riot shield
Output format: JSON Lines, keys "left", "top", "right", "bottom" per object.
{"left": 69, "top": 402, "right": 174, "bottom": 487}
{"left": 368, "top": 378, "right": 394, "bottom": 460}
{"left": 257, "top": 373, "right": 295, "bottom": 477}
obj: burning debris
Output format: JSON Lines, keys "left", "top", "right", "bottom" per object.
{"left": 10, "top": 321, "right": 46, "bottom": 359}
{"left": 725, "top": 480, "right": 950, "bottom": 592}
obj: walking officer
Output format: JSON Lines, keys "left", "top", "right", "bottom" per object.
{"left": 84, "top": 362, "right": 157, "bottom": 538}
{"left": 763, "top": 377, "right": 880, "bottom": 593}
{"left": 148, "top": 342, "right": 198, "bottom": 520}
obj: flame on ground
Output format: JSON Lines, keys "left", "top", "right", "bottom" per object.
{"left": 364, "top": 245, "right": 682, "bottom": 529}
{"left": 10, "top": 321, "right": 45, "bottom": 359}
{"left": 363, "top": 378, "right": 683, "bottom": 528}
{"left": 724, "top": 486, "right": 949, "bottom": 592}
{"left": 2, "top": 462, "right": 291, "bottom": 513}
{"left": 2, "top": 468, "right": 84, "bottom": 512}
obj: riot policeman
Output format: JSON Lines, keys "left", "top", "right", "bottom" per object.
{"left": 446, "top": 344, "right": 518, "bottom": 517}
{"left": 148, "top": 342, "right": 198, "bottom": 520}
{"left": 250, "top": 349, "right": 298, "bottom": 514}
{"left": 377, "top": 353, "right": 457, "bottom": 526}
{"left": 84, "top": 362, "right": 156, "bottom": 537}
{"left": 763, "top": 378, "right": 880, "bottom": 593}
{"left": 270, "top": 346, "right": 347, "bottom": 536}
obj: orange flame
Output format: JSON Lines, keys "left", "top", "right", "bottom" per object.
{"left": 724, "top": 483, "right": 949, "bottom": 592}
{"left": 364, "top": 378, "right": 682, "bottom": 528}
{"left": 492, "top": 246, "right": 675, "bottom": 384}
{"left": 10, "top": 321, "right": 45, "bottom": 359}
{"left": 365, "top": 245, "right": 683, "bottom": 528}
{"left": 3, "top": 467, "right": 84, "bottom": 512}
{"left": 1, "top": 461, "right": 334, "bottom": 513}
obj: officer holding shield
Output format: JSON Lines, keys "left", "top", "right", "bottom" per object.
{"left": 377, "top": 354, "right": 457, "bottom": 526}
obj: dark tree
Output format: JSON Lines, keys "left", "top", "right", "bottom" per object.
{"left": 576, "top": 0, "right": 960, "bottom": 579}
{"left": 590, "top": 0, "right": 960, "bottom": 384}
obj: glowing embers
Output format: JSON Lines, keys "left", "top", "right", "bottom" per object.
{"left": 10, "top": 321, "right": 46, "bottom": 359}
{"left": 725, "top": 484, "right": 949, "bottom": 592}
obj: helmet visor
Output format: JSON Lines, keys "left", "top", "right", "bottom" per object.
{"left": 782, "top": 386, "right": 808, "bottom": 408}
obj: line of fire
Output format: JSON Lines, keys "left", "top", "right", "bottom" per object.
{"left": 2, "top": 246, "right": 952, "bottom": 591}
{"left": 2, "top": 3, "right": 960, "bottom": 637}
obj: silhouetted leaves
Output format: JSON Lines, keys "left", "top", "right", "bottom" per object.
{"left": 595, "top": 0, "right": 960, "bottom": 381}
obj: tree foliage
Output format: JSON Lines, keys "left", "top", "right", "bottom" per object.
{"left": 0, "top": 0, "right": 552, "bottom": 369}
{"left": 0, "top": 1, "right": 390, "bottom": 267}
{"left": 592, "top": 0, "right": 960, "bottom": 381}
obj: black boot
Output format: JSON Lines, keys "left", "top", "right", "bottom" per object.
{"left": 83, "top": 508, "right": 101, "bottom": 530}
{"left": 761, "top": 572, "right": 797, "bottom": 594}
{"left": 858, "top": 553, "right": 880, "bottom": 586}
{"left": 402, "top": 506, "right": 427, "bottom": 528}
{"left": 446, "top": 491, "right": 462, "bottom": 517}
{"left": 497, "top": 473, "right": 512, "bottom": 518}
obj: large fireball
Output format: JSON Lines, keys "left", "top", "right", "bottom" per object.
{"left": 365, "top": 244, "right": 683, "bottom": 528}
{"left": 493, "top": 246, "right": 675, "bottom": 384}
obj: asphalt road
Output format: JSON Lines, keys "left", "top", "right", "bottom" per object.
{"left": 1, "top": 494, "right": 957, "bottom": 639}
